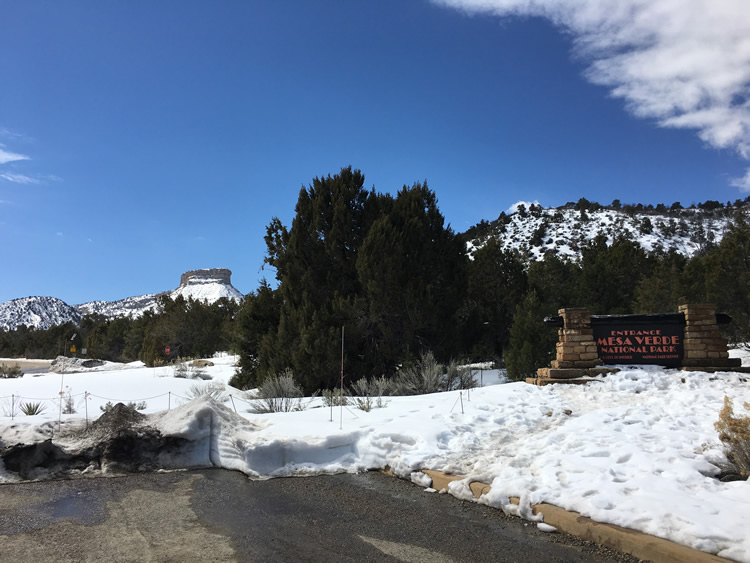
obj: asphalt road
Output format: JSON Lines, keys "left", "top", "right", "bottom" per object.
{"left": 0, "top": 469, "right": 637, "bottom": 562}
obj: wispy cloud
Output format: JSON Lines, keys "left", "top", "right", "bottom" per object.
{"left": 730, "top": 169, "right": 750, "bottom": 193}
{"left": 0, "top": 128, "right": 34, "bottom": 144}
{"left": 434, "top": 0, "right": 750, "bottom": 185}
{"left": 0, "top": 128, "right": 56, "bottom": 185}
{"left": 0, "top": 147, "right": 30, "bottom": 165}
{"left": 0, "top": 172, "right": 40, "bottom": 184}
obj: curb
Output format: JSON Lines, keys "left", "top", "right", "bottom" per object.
{"left": 420, "top": 470, "right": 729, "bottom": 563}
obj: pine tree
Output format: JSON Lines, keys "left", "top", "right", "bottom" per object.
{"left": 505, "top": 291, "right": 556, "bottom": 381}
{"left": 357, "top": 182, "right": 467, "bottom": 370}
{"left": 459, "top": 239, "right": 527, "bottom": 359}
{"left": 261, "top": 167, "right": 380, "bottom": 390}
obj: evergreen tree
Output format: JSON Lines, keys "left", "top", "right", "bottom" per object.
{"left": 357, "top": 182, "right": 467, "bottom": 371}
{"left": 579, "top": 235, "right": 652, "bottom": 314}
{"left": 459, "top": 239, "right": 527, "bottom": 359}
{"left": 232, "top": 280, "right": 279, "bottom": 389}
{"left": 633, "top": 250, "right": 687, "bottom": 313}
{"left": 527, "top": 253, "right": 581, "bottom": 312}
{"left": 505, "top": 291, "right": 556, "bottom": 381}
{"left": 261, "top": 167, "right": 380, "bottom": 390}
{"left": 698, "top": 218, "right": 750, "bottom": 342}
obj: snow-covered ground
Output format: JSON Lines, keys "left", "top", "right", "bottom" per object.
{"left": 1, "top": 353, "right": 749, "bottom": 561}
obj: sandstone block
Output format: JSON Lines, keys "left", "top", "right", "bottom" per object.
{"left": 546, "top": 368, "right": 587, "bottom": 379}
{"left": 684, "top": 330, "right": 720, "bottom": 339}
{"left": 685, "top": 350, "right": 708, "bottom": 359}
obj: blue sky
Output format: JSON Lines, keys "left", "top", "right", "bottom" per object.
{"left": 2, "top": 0, "right": 749, "bottom": 305}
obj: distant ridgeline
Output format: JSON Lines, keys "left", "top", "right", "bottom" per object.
{"left": 530, "top": 304, "right": 747, "bottom": 386}
{"left": 463, "top": 197, "right": 750, "bottom": 263}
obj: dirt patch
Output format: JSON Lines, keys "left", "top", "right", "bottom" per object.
{"left": 88, "top": 403, "right": 147, "bottom": 439}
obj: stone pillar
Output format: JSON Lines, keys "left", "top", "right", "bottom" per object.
{"left": 531, "top": 308, "right": 615, "bottom": 385}
{"left": 551, "top": 308, "right": 602, "bottom": 369}
{"left": 679, "top": 304, "right": 741, "bottom": 370}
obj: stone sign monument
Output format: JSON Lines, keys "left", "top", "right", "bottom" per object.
{"left": 529, "top": 303, "right": 743, "bottom": 386}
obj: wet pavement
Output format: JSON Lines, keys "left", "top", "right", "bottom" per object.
{"left": 0, "top": 469, "right": 637, "bottom": 562}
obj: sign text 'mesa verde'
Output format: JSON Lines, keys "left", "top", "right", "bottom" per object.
{"left": 592, "top": 319, "right": 684, "bottom": 367}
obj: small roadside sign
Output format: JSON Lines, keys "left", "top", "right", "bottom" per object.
{"left": 165, "top": 346, "right": 171, "bottom": 356}
{"left": 70, "top": 345, "right": 76, "bottom": 354}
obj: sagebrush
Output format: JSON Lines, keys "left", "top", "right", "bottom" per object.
{"left": 349, "top": 376, "right": 390, "bottom": 411}
{"left": 173, "top": 360, "right": 211, "bottom": 380}
{"left": 390, "top": 351, "right": 444, "bottom": 396}
{"left": 715, "top": 395, "right": 750, "bottom": 478}
{"left": 0, "top": 363, "right": 22, "bottom": 379}
{"left": 186, "top": 381, "right": 227, "bottom": 402}
{"left": 249, "top": 370, "right": 315, "bottom": 413}
{"left": 443, "top": 360, "right": 478, "bottom": 391}
{"left": 322, "top": 388, "right": 350, "bottom": 407}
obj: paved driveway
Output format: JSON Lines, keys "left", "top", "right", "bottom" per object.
{"left": 0, "top": 469, "right": 635, "bottom": 562}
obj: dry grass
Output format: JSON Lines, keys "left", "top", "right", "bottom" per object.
{"left": 715, "top": 396, "right": 750, "bottom": 478}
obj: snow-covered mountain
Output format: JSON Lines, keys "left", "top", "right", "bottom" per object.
{"left": 74, "top": 293, "right": 162, "bottom": 319}
{"left": 0, "top": 296, "right": 82, "bottom": 331}
{"left": 0, "top": 268, "right": 244, "bottom": 331}
{"left": 465, "top": 203, "right": 742, "bottom": 261}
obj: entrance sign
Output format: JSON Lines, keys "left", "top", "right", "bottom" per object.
{"left": 533, "top": 305, "right": 742, "bottom": 386}
{"left": 591, "top": 315, "right": 684, "bottom": 367}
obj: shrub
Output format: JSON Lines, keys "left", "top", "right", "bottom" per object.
{"left": 1, "top": 399, "right": 19, "bottom": 418}
{"left": 173, "top": 361, "right": 189, "bottom": 379}
{"left": 390, "top": 351, "right": 444, "bottom": 396}
{"left": 173, "top": 360, "right": 211, "bottom": 380}
{"left": 0, "top": 363, "right": 23, "bottom": 379}
{"left": 351, "top": 376, "right": 391, "bottom": 398}
{"left": 20, "top": 401, "right": 47, "bottom": 416}
{"left": 443, "top": 360, "right": 478, "bottom": 391}
{"left": 186, "top": 381, "right": 227, "bottom": 403}
{"left": 100, "top": 400, "right": 147, "bottom": 413}
{"left": 350, "top": 376, "right": 390, "bottom": 411}
{"left": 249, "top": 370, "right": 312, "bottom": 413}
{"left": 60, "top": 386, "right": 77, "bottom": 414}
{"left": 229, "top": 356, "right": 259, "bottom": 390}
{"left": 322, "top": 388, "right": 350, "bottom": 407}
{"left": 715, "top": 396, "right": 750, "bottom": 478}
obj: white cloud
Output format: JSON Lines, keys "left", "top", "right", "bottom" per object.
{"left": 730, "top": 168, "right": 750, "bottom": 193}
{"left": 0, "top": 147, "right": 30, "bottom": 165}
{"left": 434, "top": 0, "right": 750, "bottom": 174}
{"left": 0, "top": 128, "right": 34, "bottom": 144}
{"left": 0, "top": 172, "right": 40, "bottom": 184}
